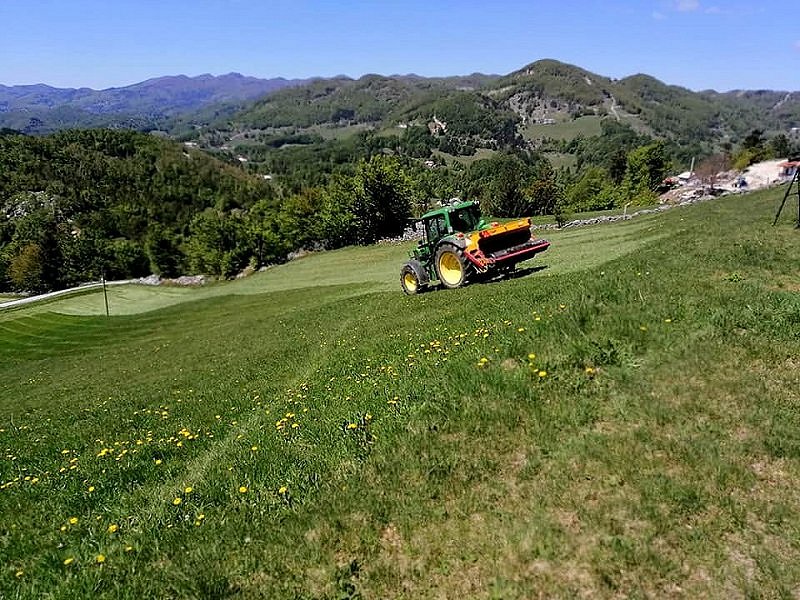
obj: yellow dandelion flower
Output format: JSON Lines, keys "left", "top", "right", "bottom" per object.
{"left": 125, "top": 546, "right": 133, "bottom": 552}
{"left": 538, "top": 370, "right": 547, "bottom": 378}
{"left": 528, "top": 353, "right": 536, "bottom": 360}
{"left": 197, "top": 513, "right": 205, "bottom": 521}
{"left": 107, "top": 524, "right": 119, "bottom": 534}
{"left": 96, "top": 554, "right": 106, "bottom": 564}
{"left": 347, "top": 423, "right": 358, "bottom": 430}
{"left": 278, "top": 486, "right": 288, "bottom": 495}
{"left": 517, "top": 327, "right": 525, "bottom": 332}
{"left": 172, "top": 497, "right": 182, "bottom": 506}
{"left": 154, "top": 459, "right": 162, "bottom": 465}
{"left": 251, "top": 446, "right": 258, "bottom": 451}
{"left": 184, "top": 486, "right": 193, "bottom": 494}
{"left": 88, "top": 486, "right": 95, "bottom": 492}
{"left": 63, "top": 557, "right": 74, "bottom": 566}
{"left": 68, "top": 517, "right": 78, "bottom": 525}
{"left": 238, "top": 486, "right": 248, "bottom": 494}
{"left": 664, "top": 318, "right": 672, "bottom": 323}
{"left": 15, "top": 570, "right": 23, "bottom": 578}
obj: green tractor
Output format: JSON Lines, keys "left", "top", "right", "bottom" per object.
{"left": 400, "top": 200, "right": 550, "bottom": 294}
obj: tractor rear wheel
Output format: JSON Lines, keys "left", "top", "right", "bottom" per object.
{"left": 400, "top": 261, "right": 427, "bottom": 295}
{"left": 435, "top": 245, "right": 468, "bottom": 289}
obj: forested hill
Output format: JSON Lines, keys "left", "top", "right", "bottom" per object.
{"left": 183, "top": 60, "right": 800, "bottom": 194}
{"left": 213, "top": 59, "right": 800, "bottom": 146}
{"left": 0, "top": 130, "right": 275, "bottom": 292}
{"left": 490, "top": 60, "right": 800, "bottom": 141}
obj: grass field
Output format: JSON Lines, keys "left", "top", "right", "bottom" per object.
{"left": 0, "top": 216, "right": 664, "bottom": 320}
{"left": 2, "top": 188, "right": 799, "bottom": 598}
{"left": 432, "top": 148, "right": 497, "bottom": 167}
{"left": 310, "top": 123, "right": 374, "bottom": 141}
{"left": 543, "top": 152, "right": 578, "bottom": 170}
{"left": 524, "top": 115, "right": 604, "bottom": 141}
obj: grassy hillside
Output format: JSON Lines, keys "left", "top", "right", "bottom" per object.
{"left": 1, "top": 188, "right": 799, "bottom": 598}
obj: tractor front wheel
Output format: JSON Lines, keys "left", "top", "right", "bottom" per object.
{"left": 435, "top": 245, "right": 468, "bottom": 289}
{"left": 400, "top": 261, "right": 427, "bottom": 295}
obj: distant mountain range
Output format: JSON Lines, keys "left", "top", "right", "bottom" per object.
{"left": 2, "top": 61, "right": 799, "bottom": 148}
{"left": 0, "top": 73, "right": 308, "bottom": 133}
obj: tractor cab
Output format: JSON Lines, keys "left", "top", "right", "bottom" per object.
{"left": 418, "top": 201, "right": 485, "bottom": 247}
{"left": 412, "top": 201, "right": 484, "bottom": 265}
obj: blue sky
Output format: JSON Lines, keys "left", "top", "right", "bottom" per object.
{"left": 1, "top": 0, "right": 798, "bottom": 91}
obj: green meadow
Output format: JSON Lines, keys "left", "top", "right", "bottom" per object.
{"left": 523, "top": 115, "right": 604, "bottom": 141}
{"left": 1, "top": 188, "right": 799, "bottom": 598}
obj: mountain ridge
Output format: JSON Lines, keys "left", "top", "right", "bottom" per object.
{"left": 213, "top": 59, "right": 799, "bottom": 149}
{"left": 2, "top": 60, "right": 799, "bottom": 142}
{"left": 0, "top": 73, "right": 311, "bottom": 133}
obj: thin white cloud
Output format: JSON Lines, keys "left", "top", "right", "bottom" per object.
{"left": 675, "top": 0, "right": 700, "bottom": 11}
{"left": 670, "top": 1, "right": 725, "bottom": 16}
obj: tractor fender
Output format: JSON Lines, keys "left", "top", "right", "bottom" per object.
{"left": 405, "top": 259, "right": 430, "bottom": 286}
{"left": 437, "top": 235, "right": 467, "bottom": 251}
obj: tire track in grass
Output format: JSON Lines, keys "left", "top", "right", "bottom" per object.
{"left": 45, "top": 305, "right": 364, "bottom": 597}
